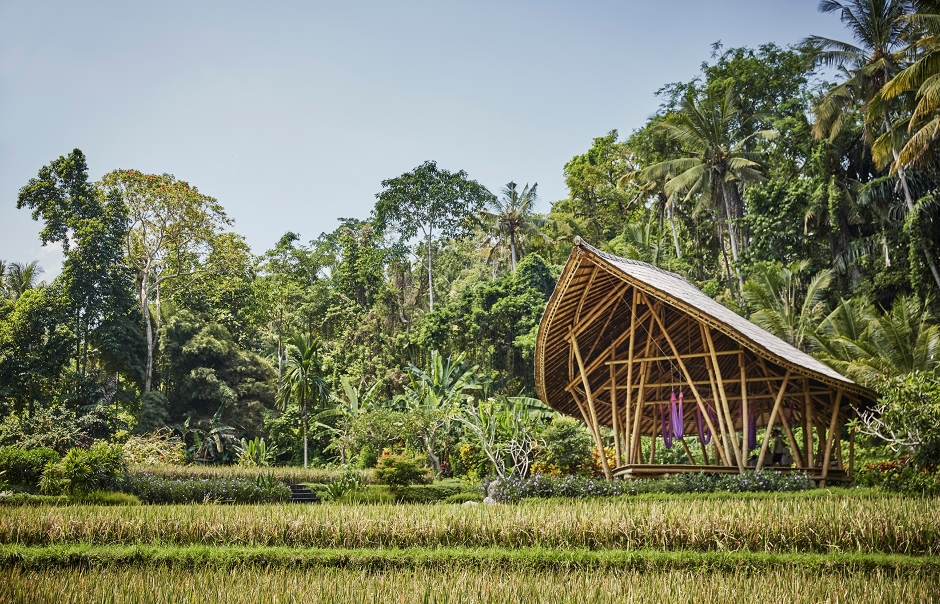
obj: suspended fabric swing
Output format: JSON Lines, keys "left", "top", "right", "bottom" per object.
{"left": 696, "top": 402, "right": 717, "bottom": 446}
{"left": 659, "top": 403, "right": 673, "bottom": 449}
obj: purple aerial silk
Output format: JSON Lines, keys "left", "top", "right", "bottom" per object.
{"left": 696, "top": 403, "right": 713, "bottom": 445}
{"left": 748, "top": 408, "right": 757, "bottom": 450}
{"left": 671, "top": 391, "right": 685, "bottom": 439}
{"left": 660, "top": 402, "right": 673, "bottom": 449}
{"left": 741, "top": 400, "right": 759, "bottom": 451}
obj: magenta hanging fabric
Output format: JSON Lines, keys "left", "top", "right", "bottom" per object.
{"left": 671, "top": 391, "right": 684, "bottom": 439}
{"left": 660, "top": 402, "right": 673, "bottom": 449}
{"left": 748, "top": 407, "right": 757, "bottom": 450}
{"left": 696, "top": 403, "right": 712, "bottom": 445}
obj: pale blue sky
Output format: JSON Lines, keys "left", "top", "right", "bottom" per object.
{"left": 0, "top": 1, "right": 847, "bottom": 277}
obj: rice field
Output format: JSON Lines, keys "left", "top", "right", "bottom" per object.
{"left": 2, "top": 566, "right": 937, "bottom": 604}
{"left": 1, "top": 496, "right": 938, "bottom": 554}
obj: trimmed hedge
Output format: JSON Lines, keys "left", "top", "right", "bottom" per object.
{"left": 487, "top": 470, "right": 815, "bottom": 503}
{"left": 0, "top": 447, "right": 59, "bottom": 487}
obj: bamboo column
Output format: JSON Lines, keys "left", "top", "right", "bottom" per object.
{"left": 704, "top": 326, "right": 743, "bottom": 471}
{"left": 820, "top": 390, "right": 843, "bottom": 487}
{"left": 640, "top": 293, "right": 729, "bottom": 466}
{"left": 623, "top": 288, "right": 638, "bottom": 465}
{"left": 610, "top": 356, "right": 620, "bottom": 467}
{"left": 803, "top": 379, "right": 813, "bottom": 468}
{"left": 571, "top": 335, "right": 612, "bottom": 479}
{"left": 754, "top": 370, "right": 792, "bottom": 472}
{"left": 739, "top": 354, "right": 749, "bottom": 467}
{"left": 755, "top": 360, "right": 803, "bottom": 468}
{"left": 630, "top": 310, "right": 656, "bottom": 464}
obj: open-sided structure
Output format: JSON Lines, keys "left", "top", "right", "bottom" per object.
{"left": 535, "top": 239, "right": 876, "bottom": 484}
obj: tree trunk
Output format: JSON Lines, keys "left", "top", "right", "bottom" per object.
{"left": 302, "top": 403, "right": 309, "bottom": 469}
{"left": 720, "top": 180, "right": 745, "bottom": 292}
{"left": 885, "top": 114, "right": 940, "bottom": 292}
{"left": 667, "top": 199, "right": 682, "bottom": 259}
{"left": 141, "top": 279, "right": 154, "bottom": 393}
{"left": 427, "top": 231, "right": 434, "bottom": 311}
{"left": 510, "top": 231, "right": 518, "bottom": 272}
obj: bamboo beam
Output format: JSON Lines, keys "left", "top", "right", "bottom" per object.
{"left": 574, "top": 265, "right": 599, "bottom": 323}
{"left": 603, "top": 376, "right": 794, "bottom": 390}
{"left": 607, "top": 349, "right": 744, "bottom": 364}
{"left": 803, "top": 379, "right": 813, "bottom": 468}
{"left": 739, "top": 353, "right": 749, "bottom": 467}
{"left": 754, "top": 370, "right": 792, "bottom": 472}
{"left": 640, "top": 292, "right": 730, "bottom": 466}
{"left": 679, "top": 438, "right": 697, "bottom": 466}
{"left": 562, "top": 308, "right": 653, "bottom": 393}
{"left": 622, "top": 288, "right": 637, "bottom": 466}
{"left": 820, "top": 390, "right": 843, "bottom": 486}
{"left": 704, "top": 326, "right": 743, "bottom": 472}
{"left": 587, "top": 296, "right": 623, "bottom": 360}
{"left": 611, "top": 354, "right": 621, "bottom": 467}
{"left": 571, "top": 335, "right": 611, "bottom": 479}
{"left": 703, "top": 341, "right": 733, "bottom": 468}
{"left": 755, "top": 359, "right": 804, "bottom": 469}
{"left": 849, "top": 425, "right": 855, "bottom": 482}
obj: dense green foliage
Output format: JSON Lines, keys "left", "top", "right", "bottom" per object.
{"left": 3, "top": 1, "right": 940, "bottom": 486}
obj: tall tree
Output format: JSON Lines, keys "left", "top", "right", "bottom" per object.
{"left": 374, "top": 161, "right": 493, "bottom": 311}
{"left": 640, "top": 88, "right": 774, "bottom": 290}
{"left": 484, "top": 182, "right": 547, "bottom": 272}
{"left": 2, "top": 262, "right": 44, "bottom": 300}
{"left": 98, "top": 170, "right": 230, "bottom": 392}
{"left": 277, "top": 334, "right": 331, "bottom": 468}
{"left": 804, "top": 0, "right": 940, "bottom": 291}
{"left": 17, "top": 149, "right": 139, "bottom": 383}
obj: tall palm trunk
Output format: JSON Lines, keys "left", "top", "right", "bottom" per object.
{"left": 427, "top": 230, "right": 434, "bottom": 311}
{"left": 302, "top": 401, "right": 309, "bottom": 468}
{"left": 666, "top": 198, "right": 682, "bottom": 259}
{"left": 720, "top": 179, "right": 745, "bottom": 292}
{"left": 883, "top": 114, "right": 940, "bottom": 292}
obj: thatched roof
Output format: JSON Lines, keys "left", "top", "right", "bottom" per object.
{"left": 535, "top": 239, "right": 875, "bottom": 424}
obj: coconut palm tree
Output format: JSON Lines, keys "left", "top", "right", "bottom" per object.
{"left": 804, "top": 0, "right": 940, "bottom": 291}
{"left": 277, "top": 334, "right": 331, "bottom": 468}
{"left": 814, "top": 294, "right": 940, "bottom": 385}
{"left": 3, "top": 261, "right": 44, "bottom": 300}
{"left": 743, "top": 261, "right": 833, "bottom": 352}
{"left": 639, "top": 87, "right": 774, "bottom": 290}
{"left": 483, "top": 182, "right": 550, "bottom": 272}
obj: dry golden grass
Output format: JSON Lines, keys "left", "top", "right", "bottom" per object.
{"left": 1, "top": 496, "right": 938, "bottom": 554}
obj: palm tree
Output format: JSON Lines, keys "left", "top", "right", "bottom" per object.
{"left": 814, "top": 294, "right": 940, "bottom": 385}
{"left": 483, "top": 182, "right": 550, "bottom": 272}
{"left": 743, "top": 261, "right": 833, "bottom": 352}
{"left": 618, "top": 170, "right": 683, "bottom": 259}
{"left": 804, "top": 0, "right": 940, "bottom": 291}
{"left": 277, "top": 334, "right": 331, "bottom": 468}
{"left": 3, "top": 261, "right": 44, "bottom": 300}
{"left": 639, "top": 87, "right": 774, "bottom": 290}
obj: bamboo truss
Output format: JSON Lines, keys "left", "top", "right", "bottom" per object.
{"left": 534, "top": 239, "right": 876, "bottom": 484}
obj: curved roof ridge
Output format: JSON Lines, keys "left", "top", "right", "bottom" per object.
{"left": 574, "top": 236, "right": 695, "bottom": 286}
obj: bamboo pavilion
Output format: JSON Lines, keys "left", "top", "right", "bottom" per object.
{"left": 534, "top": 239, "right": 876, "bottom": 485}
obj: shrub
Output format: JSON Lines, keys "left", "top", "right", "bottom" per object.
{"left": 856, "top": 458, "right": 940, "bottom": 496}
{"left": 122, "top": 430, "right": 186, "bottom": 466}
{"left": 532, "top": 418, "right": 594, "bottom": 476}
{"left": 119, "top": 472, "right": 290, "bottom": 504}
{"left": 487, "top": 470, "right": 815, "bottom": 502}
{"left": 324, "top": 468, "right": 364, "bottom": 501}
{"left": 356, "top": 443, "right": 379, "bottom": 469}
{"left": 374, "top": 454, "right": 431, "bottom": 488}
{"left": 392, "top": 482, "right": 465, "bottom": 503}
{"left": 40, "top": 443, "right": 126, "bottom": 495}
{"left": 0, "top": 447, "right": 59, "bottom": 487}
{"left": 74, "top": 490, "right": 141, "bottom": 505}
{"left": 861, "top": 371, "right": 940, "bottom": 468}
